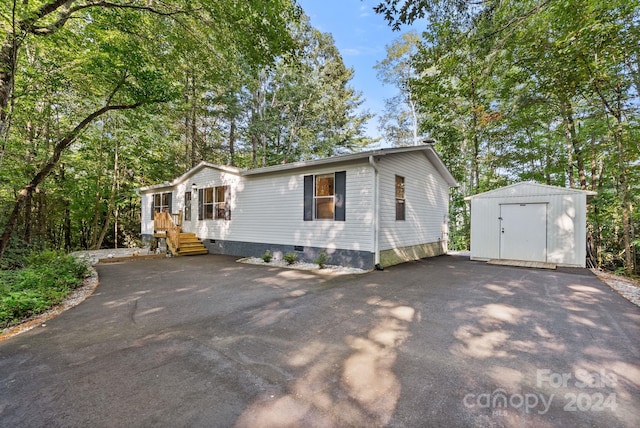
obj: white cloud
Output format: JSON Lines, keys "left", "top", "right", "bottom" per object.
{"left": 343, "top": 48, "right": 362, "bottom": 56}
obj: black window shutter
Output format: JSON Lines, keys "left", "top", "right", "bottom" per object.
{"left": 303, "top": 175, "right": 313, "bottom": 221}
{"left": 150, "top": 194, "right": 155, "bottom": 218}
{"left": 167, "top": 192, "right": 173, "bottom": 213}
{"left": 198, "top": 188, "right": 204, "bottom": 220}
{"left": 334, "top": 171, "right": 346, "bottom": 221}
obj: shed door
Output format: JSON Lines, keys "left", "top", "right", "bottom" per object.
{"left": 500, "top": 203, "right": 547, "bottom": 262}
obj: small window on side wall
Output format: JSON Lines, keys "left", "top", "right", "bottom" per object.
{"left": 303, "top": 171, "right": 346, "bottom": 221}
{"left": 396, "top": 175, "right": 405, "bottom": 221}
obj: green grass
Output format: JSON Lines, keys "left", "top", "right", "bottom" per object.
{"left": 0, "top": 250, "right": 89, "bottom": 329}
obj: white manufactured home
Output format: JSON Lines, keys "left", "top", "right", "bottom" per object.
{"left": 139, "top": 144, "right": 457, "bottom": 269}
{"left": 466, "top": 182, "right": 596, "bottom": 268}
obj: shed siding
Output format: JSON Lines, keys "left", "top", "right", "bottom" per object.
{"left": 469, "top": 183, "right": 589, "bottom": 267}
{"left": 377, "top": 152, "right": 449, "bottom": 251}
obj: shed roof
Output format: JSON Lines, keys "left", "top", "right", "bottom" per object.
{"left": 464, "top": 182, "right": 597, "bottom": 201}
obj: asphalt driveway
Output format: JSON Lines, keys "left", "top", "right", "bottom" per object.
{"left": 1, "top": 255, "right": 639, "bottom": 427}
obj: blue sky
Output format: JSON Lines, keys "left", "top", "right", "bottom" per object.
{"left": 297, "top": 0, "right": 422, "bottom": 145}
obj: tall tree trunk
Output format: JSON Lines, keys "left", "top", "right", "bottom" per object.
{"left": 591, "top": 80, "right": 634, "bottom": 274}
{"left": 560, "top": 99, "right": 586, "bottom": 189}
{"left": 470, "top": 80, "right": 480, "bottom": 193}
{"left": 615, "top": 117, "right": 633, "bottom": 275}
{"left": 93, "top": 141, "right": 118, "bottom": 250}
{"left": 0, "top": 101, "right": 143, "bottom": 259}
{"left": 64, "top": 201, "right": 71, "bottom": 251}
{"left": 184, "top": 72, "right": 191, "bottom": 170}
{"left": 23, "top": 191, "right": 32, "bottom": 244}
{"left": 89, "top": 181, "right": 102, "bottom": 249}
{"left": 0, "top": 2, "right": 19, "bottom": 170}
{"left": 190, "top": 72, "right": 198, "bottom": 167}
{"left": 228, "top": 119, "right": 236, "bottom": 166}
{"left": 251, "top": 133, "right": 258, "bottom": 168}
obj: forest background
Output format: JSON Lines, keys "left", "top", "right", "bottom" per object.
{"left": 0, "top": 0, "right": 637, "bottom": 275}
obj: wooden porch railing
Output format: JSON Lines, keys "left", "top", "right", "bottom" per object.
{"left": 154, "top": 210, "right": 182, "bottom": 254}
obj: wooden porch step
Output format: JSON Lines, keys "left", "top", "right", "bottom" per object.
{"left": 177, "top": 248, "right": 209, "bottom": 256}
{"left": 175, "top": 233, "right": 208, "bottom": 256}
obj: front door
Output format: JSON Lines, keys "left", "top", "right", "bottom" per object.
{"left": 500, "top": 203, "right": 547, "bottom": 262}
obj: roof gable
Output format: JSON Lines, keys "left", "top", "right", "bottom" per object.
{"left": 139, "top": 143, "right": 458, "bottom": 192}
{"left": 243, "top": 144, "right": 457, "bottom": 187}
{"left": 138, "top": 162, "right": 241, "bottom": 192}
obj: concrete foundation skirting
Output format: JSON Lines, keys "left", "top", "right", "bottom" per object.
{"left": 380, "top": 241, "right": 447, "bottom": 267}
{"left": 203, "top": 239, "right": 375, "bottom": 270}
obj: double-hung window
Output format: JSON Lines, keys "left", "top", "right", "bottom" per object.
{"left": 303, "top": 171, "right": 346, "bottom": 221}
{"left": 314, "top": 174, "right": 335, "bottom": 220}
{"left": 198, "top": 186, "right": 230, "bottom": 220}
{"left": 152, "top": 192, "right": 172, "bottom": 215}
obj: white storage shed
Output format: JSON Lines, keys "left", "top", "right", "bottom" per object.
{"left": 466, "top": 182, "right": 596, "bottom": 268}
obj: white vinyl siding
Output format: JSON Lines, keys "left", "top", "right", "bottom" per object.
{"left": 140, "top": 186, "right": 173, "bottom": 236}
{"left": 377, "top": 152, "right": 450, "bottom": 251}
{"left": 231, "top": 162, "right": 374, "bottom": 252}
{"left": 141, "top": 192, "right": 153, "bottom": 235}
{"left": 150, "top": 161, "right": 373, "bottom": 252}
{"left": 178, "top": 169, "right": 240, "bottom": 237}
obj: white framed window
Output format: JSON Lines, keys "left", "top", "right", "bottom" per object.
{"left": 153, "top": 192, "right": 171, "bottom": 214}
{"left": 304, "top": 171, "right": 345, "bottom": 222}
{"left": 184, "top": 191, "right": 192, "bottom": 221}
{"left": 396, "top": 175, "right": 405, "bottom": 221}
{"left": 199, "top": 186, "right": 230, "bottom": 220}
{"left": 215, "top": 186, "right": 230, "bottom": 220}
{"left": 314, "top": 174, "right": 335, "bottom": 220}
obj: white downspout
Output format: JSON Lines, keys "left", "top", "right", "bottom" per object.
{"left": 369, "top": 155, "right": 380, "bottom": 267}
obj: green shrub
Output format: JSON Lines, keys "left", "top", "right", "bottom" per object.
{"left": 1, "top": 289, "right": 65, "bottom": 322}
{"left": 23, "top": 250, "right": 89, "bottom": 290}
{"left": 0, "top": 250, "right": 89, "bottom": 328}
{"left": 0, "top": 240, "right": 30, "bottom": 270}
{"left": 314, "top": 251, "right": 329, "bottom": 269}
{"left": 261, "top": 250, "right": 272, "bottom": 263}
{"left": 283, "top": 252, "right": 298, "bottom": 265}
